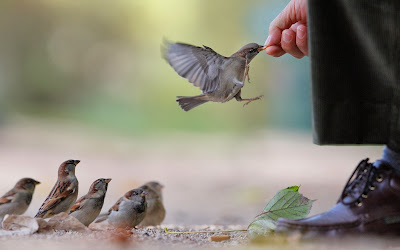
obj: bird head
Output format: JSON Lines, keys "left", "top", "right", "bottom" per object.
{"left": 145, "top": 181, "right": 164, "bottom": 192}
{"left": 89, "top": 178, "right": 111, "bottom": 194}
{"left": 58, "top": 159, "right": 80, "bottom": 178}
{"left": 140, "top": 181, "right": 164, "bottom": 200}
{"left": 126, "top": 188, "right": 147, "bottom": 203}
{"left": 234, "top": 43, "right": 266, "bottom": 62}
{"left": 15, "top": 178, "right": 40, "bottom": 192}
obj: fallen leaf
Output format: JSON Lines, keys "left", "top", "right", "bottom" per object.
{"left": 248, "top": 186, "right": 313, "bottom": 239}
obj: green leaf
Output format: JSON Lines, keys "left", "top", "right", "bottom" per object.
{"left": 247, "top": 215, "right": 276, "bottom": 237}
{"left": 285, "top": 185, "right": 300, "bottom": 192}
{"left": 248, "top": 186, "right": 313, "bottom": 239}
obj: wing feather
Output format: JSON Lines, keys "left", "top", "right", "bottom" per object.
{"left": 35, "top": 180, "right": 75, "bottom": 217}
{"left": 108, "top": 196, "right": 124, "bottom": 214}
{"left": 164, "top": 41, "right": 226, "bottom": 93}
{"left": 0, "top": 189, "right": 16, "bottom": 205}
{"left": 69, "top": 196, "right": 86, "bottom": 213}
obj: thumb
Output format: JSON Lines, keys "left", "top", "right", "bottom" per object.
{"left": 265, "top": 0, "right": 307, "bottom": 47}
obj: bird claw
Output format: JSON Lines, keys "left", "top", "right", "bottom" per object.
{"left": 242, "top": 95, "right": 264, "bottom": 107}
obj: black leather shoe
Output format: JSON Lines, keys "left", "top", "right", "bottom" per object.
{"left": 276, "top": 159, "right": 400, "bottom": 236}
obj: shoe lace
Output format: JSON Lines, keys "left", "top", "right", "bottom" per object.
{"left": 339, "top": 158, "right": 382, "bottom": 206}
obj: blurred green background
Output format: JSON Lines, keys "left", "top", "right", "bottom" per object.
{"left": 0, "top": 0, "right": 310, "bottom": 136}
{"left": 1, "top": 0, "right": 384, "bottom": 228}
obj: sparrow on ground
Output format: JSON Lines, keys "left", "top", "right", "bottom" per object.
{"left": 163, "top": 41, "right": 266, "bottom": 111}
{"left": 138, "top": 181, "right": 165, "bottom": 226}
{"left": 0, "top": 178, "right": 40, "bottom": 222}
{"left": 95, "top": 188, "right": 147, "bottom": 228}
{"left": 35, "top": 159, "right": 80, "bottom": 219}
{"left": 69, "top": 178, "right": 111, "bottom": 226}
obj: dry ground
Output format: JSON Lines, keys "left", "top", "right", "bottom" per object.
{"left": 0, "top": 117, "right": 396, "bottom": 249}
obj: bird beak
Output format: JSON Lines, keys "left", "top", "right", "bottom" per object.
{"left": 141, "top": 191, "right": 148, "bottom": 197}
{"left": 257, "top": 45, "right": 267, "bottom": 52}
{"left": 34, "top": 180, "right": 41, "bottom": 185}
{"left": 105, "top": 178, "right": 112, "bottom": 183}
{"left": 73, "top": 160, "right": 80, "bottom": 166}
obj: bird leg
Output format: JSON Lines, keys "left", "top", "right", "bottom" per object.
{"left": 223, "top": 79, "right": 244, "bottom": 102}
{"left": 240, "top": 95, "right": 264, "bottom": 106}
{"left": 235, "top": 90, "right": 264, "bottom": 106}
{"left": 243, "top": 58, "right": 251, "bottom": 83}
{"left": 245, "top": 64, "right": 250, "bottom": 83}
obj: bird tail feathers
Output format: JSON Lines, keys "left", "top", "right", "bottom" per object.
{"left": 34, "top": 211, "right": 45, "bottom": 218}
{"left": 176, "top": 95, "right": 208, "bottom": 111}
{"left": 94, "top": 213, "right": 108, "bottom": 223}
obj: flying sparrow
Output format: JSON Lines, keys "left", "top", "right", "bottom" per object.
{"left": 163, "top": 41, "right": 266, "bottom": 111}
{"left": 138, "top": 181, "right": 165, "bottom": 226}
{"left": 69, "top": 178, "right": 111, "bottom": 226}
{"left": 95, "top": 188, "right": 147, "bottom": 229}
{"left": 0, "top": 178, "right": 40, "bottom": 222}
{"left": 35, "top": 159, "right": 80, "bottom": 219}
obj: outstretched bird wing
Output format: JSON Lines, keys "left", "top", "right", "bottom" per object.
{"left": 163, "top": 41, "right": 227, "bottom": 94}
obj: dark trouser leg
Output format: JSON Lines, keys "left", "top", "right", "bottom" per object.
{"left": 276, "top": 0, "right": 400, "bottom": 236}
{"left": 309, "top": 0, "right": 400, "bottom": 150}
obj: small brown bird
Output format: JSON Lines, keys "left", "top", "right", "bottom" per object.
{"left": 35, "top": 160, "right": 80, "bottom": 219}
{"left": 138, "top": 181, "right": 165, "bottom": 226}
{"left": 95, "top": 188, "right": 147, "bottom": 229}
{"left": 163, "top": 41, "right": 266, "bottom": 111}
{"left": 0, "top": 178, "right": 40, "bottom": 222}
{"left": 69, "top": 178, "right": 111, "bottom": 226}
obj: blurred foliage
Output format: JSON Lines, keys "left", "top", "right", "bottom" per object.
{"left": 0, "top": 0, "right": 310, "bottom": 135}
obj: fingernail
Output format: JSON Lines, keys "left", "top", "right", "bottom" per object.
{"left": 282, "top": 32, "right": 292, "bottom": 43}
{"left": 297, "top": 26, "right": 306, "bottom": 39}
{"left": 265, "top": 35, "right": 271, "bottom": 46}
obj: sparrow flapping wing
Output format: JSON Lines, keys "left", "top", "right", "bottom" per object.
{"left": 35, "top": 180, "right": 76, "bottom": 217}
{"left": 164, "top": 42, "right": 227, "bottom": 94}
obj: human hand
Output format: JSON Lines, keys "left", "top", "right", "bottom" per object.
{"left": 264, "top": 0, "right": 308, "bottom": 58}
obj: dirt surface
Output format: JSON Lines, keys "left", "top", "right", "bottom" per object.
{"left": 0, "top": 118, "right": 393, "bottom": 249}
{"left": 0, "top": 224, "right": 249, "bottom": 249}
{"left": 1, "top": 225, "right": 399, "bottom": 250}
